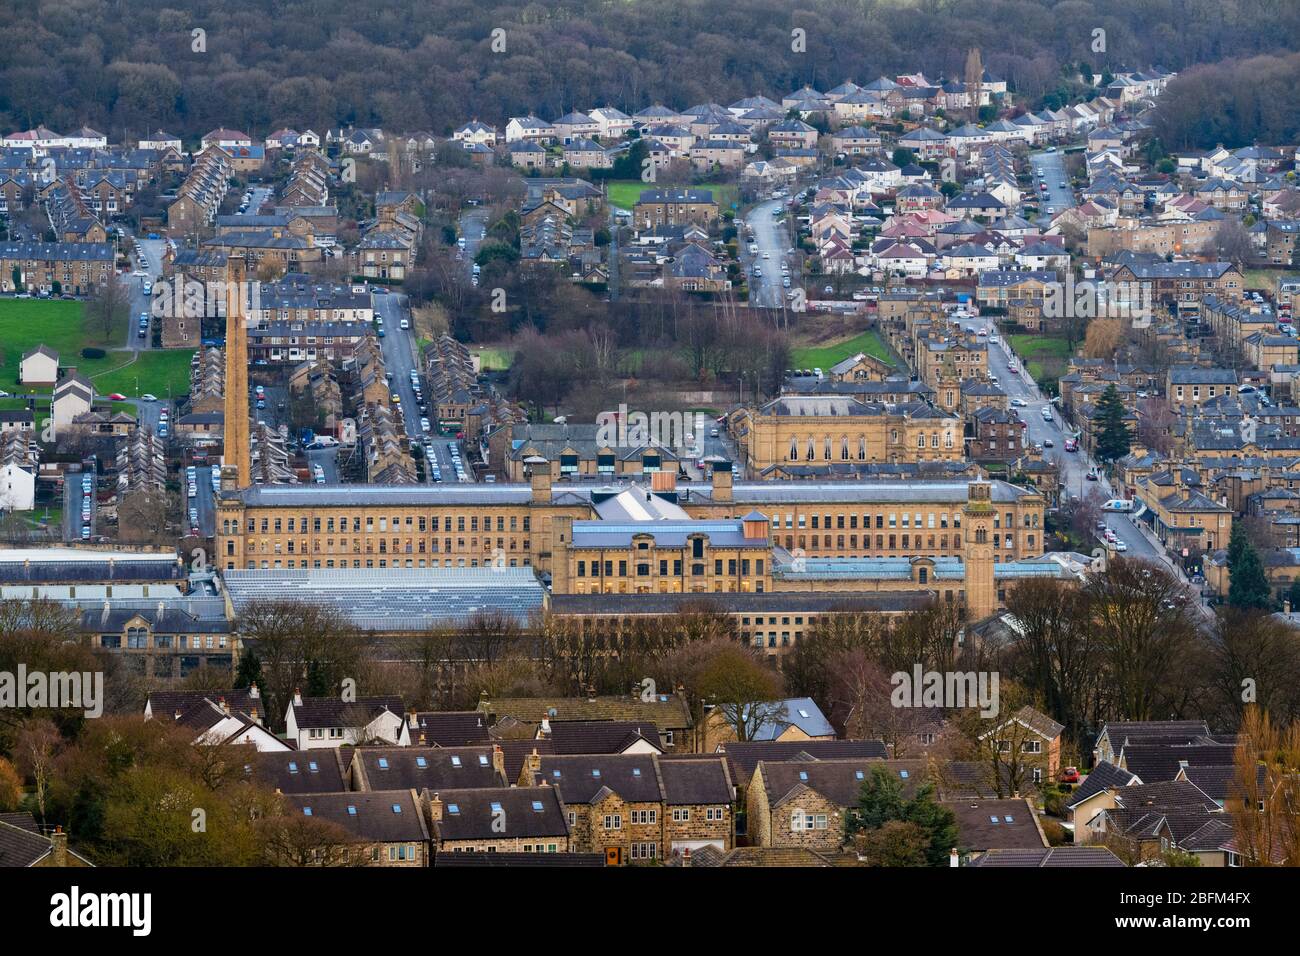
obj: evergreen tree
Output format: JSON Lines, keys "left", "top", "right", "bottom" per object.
{"left": 1227, "top": 523, "right": 1272, "bottom": 611}
{"left": 1094, "top": 384, "right": 1131, "bottom": 463}
{"left": 850, "top": 766, "right": 958, "bottom": 865}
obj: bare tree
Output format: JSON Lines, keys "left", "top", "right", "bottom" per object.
{"left": 236, "top": 600, "right": 367, "bottom": 731}
{"left": 14, "top": 718, "right": 61, "bottom": 822}
{"left": 1085, "top": 558, "right": 1201, "bottom": 721}
{"left": 85, "top": 272, "right": 131, "bottom": 344}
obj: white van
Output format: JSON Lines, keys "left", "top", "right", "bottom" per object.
{"left": 1102, "top": 499, "right": 1134, "bottom": 512}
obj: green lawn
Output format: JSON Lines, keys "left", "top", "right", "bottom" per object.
{"left": 0, "top": 299, "right": 194, "bottom": 397}
{"left": 791, "top": 330, "right": 896, "bottom": 371}
{"left": 1009, "top": 335, "right": 1072, "bottom": 384}
{"left": 473, "top": 345, "right": 513, "bottom": 372}
{"left": 604, "top": 180, "right": 739, "bottom": 212}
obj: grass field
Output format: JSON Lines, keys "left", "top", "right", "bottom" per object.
{"left": 473, "top": 345, "right": 514, "bottom": 372}
{"left": 1009, "top": 334, "right": 1071, "bottom": 385}
{"left": 790, "top": 330, "right": 896, "bottom": 371}
{"left": 1243, "top": 268, "right": 1284, "bottom": 291}
{"left": 0, "top": 299, "right": 194, "bottom": 397}
{"left": 604, "top": 180, "right": 739, "bottom": 212}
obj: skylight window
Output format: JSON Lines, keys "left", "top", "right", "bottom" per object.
{"left": 416, "top": 757, "right": 427, "bottom": 768}
{"left": 448, "top": 803, "right": 460, "bottom": 814}
{"left": 592, "top": 769, "right": 602, "bottom": 778}
{"left": 302, "top": 807, "right": 312, "bottom": 816}
{"left": 899, "top": 770, "right": 910, "bottom": 778}
{"left": 308, "top": 761, "right": 319, "bottom": 773}
{"left": 451, "top": 756, "right": 462, "bottom": 767}
{"left": 532, "top": 801, "right": 544, "bottom": 812}
{"left": 799, "top": 771, "right": 808, "bottom": 780}
{"left": 1004, "top": 816, "right": 1014, "bottom": 823}
{"left": 347, "top": 805, "right": 357, "bottom": 815}
{"left": 632, "top": 768, "right": 642, "bottom": 776}
{"left": 552, "top": 769, "right": 562, "bottom": 778}
{"left": 990, "top": 816, "right": 999, "bottom": 824}
{"left": 855, "top": 770, "right": 865, "bottom": 780}
{"left": 478, "top": 755, "right": 489, "bottom": 766}
{"left": 392, "top": 804, "right": 402, "bottom": 814}
{"left": 490, "top": 802, "right": 504, "bottom": 814}
{"left": 377, "top": 758, "right": 389, "bottom": 770}
{"left": 288, "top": 762, "right": 299, "bottom": 774}
{"left": 798, "top": 709, "right": 810, "bottom": 718}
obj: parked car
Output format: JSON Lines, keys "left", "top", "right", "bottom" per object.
{"left": 1059, "top": 766, "right": 1080, "bottom": 784}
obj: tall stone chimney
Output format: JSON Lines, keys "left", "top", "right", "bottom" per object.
{"left": 711, "top": 459, "right": 734, "bottom": 502}
{"left": 491, "top": 744, "right": 506, "bottom": 780}
{"left": 550, "top": 514, "right": 572, "bottom": 594}
{"left": 222, "top": 253, "right": 251, "bottom": 489}
{"left": 527, "top": 457, "right": 552, "bottom": 503}
{"left": 50, "top": 827, "right": 68, "bottom": 867}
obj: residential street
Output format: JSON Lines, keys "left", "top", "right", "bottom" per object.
{"left": 975, "top": 320, "right": 1211, "bottom": 615}
{"left": 742, "top": 197, "right": 792, "bottom": 309}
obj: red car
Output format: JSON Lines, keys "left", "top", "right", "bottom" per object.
{"left": 107, "top": 393, "right": 127, "bottom": 401}
{"left": 1060, "top": 767, "right": 1081, "bottom": 784}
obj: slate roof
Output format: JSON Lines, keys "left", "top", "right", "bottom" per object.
{"left": 290, "top": 695, "right": 405, "bottom": 730}
{"left": 431, "top": 787, "right": 568, "bottom": 842}
{"left": 483, "top": 694, "right": 693, "bottom": 730}
{"left": 287, "top": 789, "right": 429, "bottom": 843}
{"left": 759, "top": 758, "right": 927, "bottom": 808}
{"left": 545, "top": 720, "right": 663, "bottom": 755}
{"left": 714, "top": 739, "right": 888, "bottom": 784}
{"left": 1064, "top": 761, "right": 1139, "bottom": 809}
{"left": 409, "top": 710, "right": 492, "bottom": 747}
{"left": 433, "top": 850, "right": 606, "bottom": 867}
{"left": 0, "top": 820, "right": 60, "bottom": 867}
{"left": 968, "top": 846, "right": 1126, "bottom": 867}
{"left": 354, "top": 746, "right": 504, "bottom": 791}
{"left": 244, "top": 749, "right": 349, "bottom": 794}
{"left": 947, "top": 798, "right": 1046, "bottom": 851}
{"left": 1119, "top": 744, "right": 1237, "bottom": 782}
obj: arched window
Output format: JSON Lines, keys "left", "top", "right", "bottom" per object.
{"left": 841, "top": 438, "right": 849, "bottom": 460}
{"left": 789, "top": 437, "right": 799, "bottom": 461}
{"left": 858, "top": 437, "right": 867, "bottom": 460}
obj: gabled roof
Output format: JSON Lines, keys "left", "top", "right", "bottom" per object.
{"left": 1065, "top": 760, "right": 1139, "bottom": 809}
{"left": 546, "top": 720, "right": 662, "bottom": 754}
{"left": 287, "top": 789, "right": 429, "bottom": 843}
{"left": 289, "top": 695, "right": 405, "bottom": 730}
{"left": 354, "top": 745, "right": 503, "bottom": 790}
{"left": 714, "top": 739, "right": 887, "bottom": 783}
{"left": 760, "top": 758, "right": 926, "bottom": 808}
{"left": 946, "top": 798, "right": 1046, "bottom": 852}
{"left": 409, "top": 710, "right": 492, "bottom": 747}
{"left": 431, "top": 787, "right": 567, "bottom": 842}
{"left": 968, "top": 846, "right": 1125, "bottom": 867}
